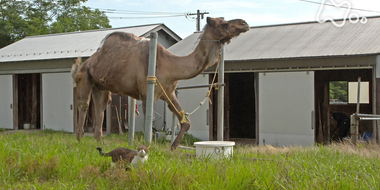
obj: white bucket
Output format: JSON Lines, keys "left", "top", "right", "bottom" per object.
{"left": 23, "top": 123, "right": 30, "bottom": 129}
{"left": 194, "top": 141, "right": 235, "bottom": 159}
{"left": 155, "top": 132, "right": 166, "bottom": 139}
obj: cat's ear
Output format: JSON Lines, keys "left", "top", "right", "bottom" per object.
{"left": 147, "top": 145, "right": 150, "bottom": 149}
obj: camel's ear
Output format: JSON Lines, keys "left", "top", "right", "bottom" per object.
{"left": 207, "top": 17, "right": 215, "bottom": 27}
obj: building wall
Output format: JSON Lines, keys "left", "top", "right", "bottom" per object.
{"left": 165, "top": 74, "right": 210, "bottom": 141}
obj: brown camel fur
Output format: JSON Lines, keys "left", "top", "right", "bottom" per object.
{"left": 71, "top": 17, "right": 249, "bottom": 150}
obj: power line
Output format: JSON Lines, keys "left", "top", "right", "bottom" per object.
{"left": 299, "top": 0, "right": 380, "bottom": 14}
{"left": 92, "top": 7, "right": 208, "bottom": 31}
{"left": 108, "top": 15, "right": 185, "bottom": 19}
{"left": 90, "top": 7, "right": 184, "bottom": 15}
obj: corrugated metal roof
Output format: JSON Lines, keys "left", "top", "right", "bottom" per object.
{"left": 0, "top": 23, "right": 181, "bottom": 63}
{"left": 169, "top": 16, "right": 380, "bottom": 61}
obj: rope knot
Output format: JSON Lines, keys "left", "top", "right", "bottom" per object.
{"left": 179, "top": 110, "right": 187, "bottom": 124}
{"left": 147, "top": 76, "right": 157, "bottom": 84}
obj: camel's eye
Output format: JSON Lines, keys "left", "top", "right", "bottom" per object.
{"left": 222, "top": 23, "right": 228, "bottom": 28}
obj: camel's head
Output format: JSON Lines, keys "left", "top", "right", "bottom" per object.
{"left": 204, "top": 17, "right": 249, "bottom": 44}
{"left": 227, "top": 19, "right": 250, "bottom": 38}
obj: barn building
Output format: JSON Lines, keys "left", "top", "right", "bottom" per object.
{"left": 168, "top": 16, "right": 380, "bottom": 146}
{"left": 3, "top": 16, "right": 380, "bottom": 147}
{"left": 0, "top": 24, "right": 181, "bottom": 134}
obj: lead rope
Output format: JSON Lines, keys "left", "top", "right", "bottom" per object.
{"left": 147, "top": 76, "right": 187, "bottom": 123}
{"left": 146, "top": 49, "right": 222, "bottom": 123}
{"left": 188, "top": 52, "right": 222, "bottom": 116}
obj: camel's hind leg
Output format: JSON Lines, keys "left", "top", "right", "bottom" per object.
{"left": 74, "top": 74, "right": 92, "bottom": 142}
{"left": 163, "top": 92, "right": 191, "bottom": 150}
{"left": 91, "top": 86, "right": 111, "bottom": 143}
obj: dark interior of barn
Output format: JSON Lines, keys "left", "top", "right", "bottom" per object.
{"left": 209, "top": 72, "right": 256, "bottom": 144}
{"left": 17, "top": 74, "right": 41, "bottom": 129}
{"left": 314, "top": 69, "right": 374, "bottom": 143}
{"left": 228, "top": 73, "right": 256, "bottom": 139}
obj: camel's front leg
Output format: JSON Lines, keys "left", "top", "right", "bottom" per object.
{"left": 91, "top": 86, "right": 111, "bottom": 143}
{"left": 164, "top": 92, "right": 191, "bottom": 150}
{"left": 74, "top": 79, "right": 92, "bottom": 142}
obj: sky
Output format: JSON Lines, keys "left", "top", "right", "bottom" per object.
{"left": 84, "top": 0, "right": 380, "bottom": 39}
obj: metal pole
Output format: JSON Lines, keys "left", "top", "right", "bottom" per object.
{"left": 356, "top": 113, "right": 380, "bottom": 117}
{"left": 171, "top": 90, "right": 179, "bottom": 145}
{"left": 217, "top": 45, "right": 225, "bottom": 141}
{"left": 106, "top": 104, "right": 111, "bottom": 135}
{"left": 128, "top": 98, "right": 136, "bottom": 146}
{"left": 196, "top": 10, "right": 200, "bottom": 31}
{"left": 176, "top": 83, "right": 225, "bottom": 90}
{"left": 356, "top": 77, "right": 361, "bottom": 114}
{"left": 350, "top": 115, "right": 358, "bottom": 144}
{"left": 144, "top": 32, "right": 158, "bottom": 145}
{"left": 359, "top": 117, "right": 380, "bottom": 120}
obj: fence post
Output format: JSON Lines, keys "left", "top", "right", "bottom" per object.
{"left": 171, "top": 90, "right": 179, "bottom": 145}
{"left": 128, "top": 98, "right": 136, "bottom": 146}
{"left": 351, "top": 115, "right": 358, "bottom": 144}
{"left": 144, "top": 32, "right": 158, "bottom": 145}
{"left": 217, "top": 45, "right": 225, "bottom": 141}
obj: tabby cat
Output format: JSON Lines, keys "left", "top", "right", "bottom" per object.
{"left": 96, "top": 143, "right": 150, "bottom": 167}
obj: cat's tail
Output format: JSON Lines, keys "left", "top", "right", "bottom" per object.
{"left": 96, "top": 147, "right": 106, "bottom": 156}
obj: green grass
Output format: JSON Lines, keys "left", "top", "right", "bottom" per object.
{"left": 1, "top": 130, "right": 380, "bottom": 189}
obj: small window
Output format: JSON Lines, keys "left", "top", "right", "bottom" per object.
{"left": 329, "top": 81, "right": 369, "bottom": 104}
{"left": 348, "top": 81, "right": 369, "bottom": 104}
{"left": 329, "top": 81, "right": 348, "bottom": 104}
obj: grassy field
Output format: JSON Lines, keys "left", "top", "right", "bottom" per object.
{"left": 1, "top": 130, "right": 380, "bottom": 190}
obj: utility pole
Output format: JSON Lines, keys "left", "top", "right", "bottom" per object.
{"left": 188, "top": 10, "right": 209, "bottom": 31}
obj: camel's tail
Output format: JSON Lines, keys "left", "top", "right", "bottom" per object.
{"left": 71, "top": 57, "right": 82, "bottom": 83}
{"left": 96, "top": 147, "right": 109, "bottom": 157}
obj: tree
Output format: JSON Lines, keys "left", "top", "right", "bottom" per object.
{"left": 0, "top": 0, "right": 28, "bottom": 48}
{"left": 0, "top": 0, "right": 111, "bottom": 48}
{"left": 330, "top": 81, "right": 348, "bottom": 103}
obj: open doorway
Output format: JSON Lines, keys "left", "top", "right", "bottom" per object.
{"left": 210, "top": 72, "right": 256, "bottom": 144}
{"left": 314, "top": 69, "right": 373, "bottom": 143}
{"left": 17, "top": 73, "right": 41, "bottom": 129}
{"left": 228, "top": 73, "right": 256, "bottom": 140}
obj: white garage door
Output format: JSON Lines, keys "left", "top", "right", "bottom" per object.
{"left": 259, "top": 71, "right": 315, "bottom": 147}
{"left": 0, "top": 75, "right": 14, "bottom": 129}
{"left": 42, "top": 73, "right": 74, "bottom": 132}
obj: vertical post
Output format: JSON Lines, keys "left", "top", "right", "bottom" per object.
{"left": 351, "top": 115, "right": 358, "bottom": 144}
{"left": 13, "top": 74, "right": 19, "bottom": 130}
{"left": 352, "top": 77, "right": 361, "bottom": 145}
{"left": 324, "top": 82, "right": 330, "bottom": 143}
{"left": 171, "top": 90, "right": 179, "bottom": 145}
{"left": 356, "top": 77, "right": 361, "bottom": 114}
{"left": 144, "top": 32, "right": 158, "bottom": 145}
{"left": 196, "top": 10, "right": 200, "bottom": 31}
{"left": 217, "top": 45, "right": 225, "bottom": 141}
{"left": 106, "top": 104, "right": 111, "bottom": 135}
{"left": 171, "top": 112, "right": 176, "bottom": 145}
{"left": 32, "top": 74, "right": 37, "bottom": 129}
{"left": 129, "top": 98, "right": 136, "bottom": 146}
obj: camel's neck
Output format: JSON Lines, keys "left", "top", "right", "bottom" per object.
{"left": 168, "top": 39, "right": 222, "bottom": 81}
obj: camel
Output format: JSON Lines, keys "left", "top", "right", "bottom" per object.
{"left": 71, "top": 17, "right": 249, "bottom": 150}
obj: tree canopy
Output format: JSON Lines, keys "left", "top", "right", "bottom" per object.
{"left": 0, "top": 0, "right": 111, "bottom": 48}
{"left": 330, "top": 81, "right": 348, "bottom": 103}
